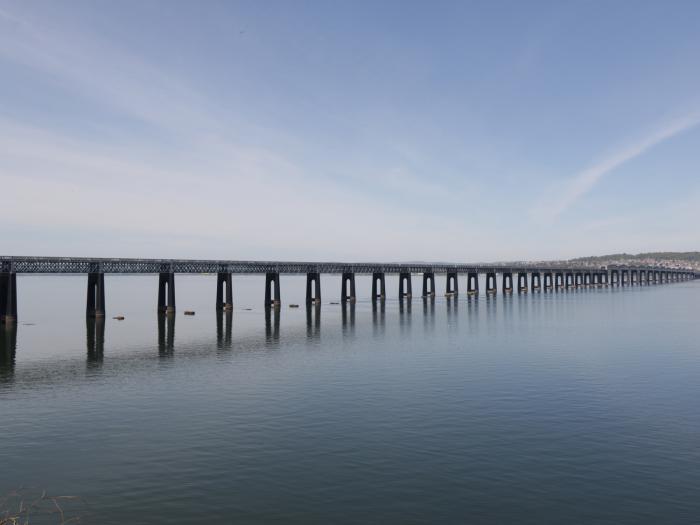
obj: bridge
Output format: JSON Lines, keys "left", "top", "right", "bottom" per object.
{"left": 0, "top": 255, "right": 697, "bottom": 323}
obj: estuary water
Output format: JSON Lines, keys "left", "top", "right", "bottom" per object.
{"left": 1, "top": 275, "right": 700, "bottom": 524}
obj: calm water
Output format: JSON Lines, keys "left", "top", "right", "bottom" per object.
{"left": 2, "top": 275, "right": 699, "bottom": 524}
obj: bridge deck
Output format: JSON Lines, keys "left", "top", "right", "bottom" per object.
{"left": 0, "top": 256, "right": 693, "bottom": 275}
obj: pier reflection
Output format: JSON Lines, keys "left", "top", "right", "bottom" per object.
{"left": 341, "top": 302, "right": 355, "bottom": 335}
{"left": 446, "top": 296, "right": 459, "bottom": 333}
{"left": 265, "top": 308, "right": 280, "bottom": 342}
{"left": 306, "top": 304, "right": 321, "bottom": 341}
{"left": 0, "top": 324, "right": 17, "bottom": 383}
{"left": 399, "top": 298, "right": 412, "bottom": 331}
{"left": 372, "top": 300, "right": 385, "bottom": 336}
{"left": 216, "top": 310, "right": 233, "bottom": 349}
{"left": 86, "top": 317, "right": 105, "bottom": 368}
{"left": 423, "top": 298, "right": 435, "bottom": 333}
{"left": 158, "top": 313, "right": 176, "bottom": 355}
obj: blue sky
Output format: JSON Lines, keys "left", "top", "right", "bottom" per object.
{"left": 1, "top": 0, "right": 699, "bottom": 261}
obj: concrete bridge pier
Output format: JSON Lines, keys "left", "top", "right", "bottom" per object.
{"left": 611, "top": 270, "right": 619, "bottom": 285}
{"left": 467, "top": 272, "right": 479, "bottom": 296}
{"left": 583, "top": 272, "right": 591, "bottom": 287}
{"left": 265, "top": 271, "right": 281, "bottom": 308}
{"left": 502, "top": 272, "right": 513, "bottom": 294}
{"left": 592, "top": 273, "right": 600, "bottom": 287}
{"left": 555, "top": 272, "right": 564, "bottom": 289}
{"left": 601, "top": 272, "right": 609, "bottom": 286}
{"left": 486, "top": 272, "right": 497, "bottom": 294}
{"left": 306, "top": 272, "right": 321, "bottom": 305}
{"left": 565, "top": 272, "right": 574, "bottom": 288}
{"left": 0, "top": 272, "right": 17, "bottom": 324}
{"left": 422, "top": 272, "right": 435, "bottom": 298}
{"left": 543, "top": 272, "right": 553, "bottom": 290}
{"left": 531, "top": 272, "right": 541, "bottom": 291}
{"left": 446, "top": 272, "right": 458, "bottom": 296}
{"left": 86, "top": 272, "right": 106, "bottom": 318}
{"left": 216, "top": 272, "right": 233, "bottom": 310}
{"left": 372, "top": 272, "right": 386, "bottom": 301}
{"left": 158, "top": 272, "right": 176, "bottom": 314}
{"left": 631, "top": 270, "right": 638, "bottom": 285}
{"left": 398, "top": 272, "right": 412, "bottom": 299}
{"left": 517, "top": 272, "right": 528, "bottom": 293}
{"left": 341, "top": 272, "right": 356, "bottom": 303}
{"left": 573, "top": 273, "right": 582, "bottom": 288}
{"left": 621, "top": 270, "right": 629, "bottom": 285}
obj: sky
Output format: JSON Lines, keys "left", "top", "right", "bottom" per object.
{"left": 0, "top": 0, "right": 699, "bottom": 262}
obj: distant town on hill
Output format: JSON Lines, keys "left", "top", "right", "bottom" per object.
{"left": 567, "top": 252, "right": 700, "bottom": 271}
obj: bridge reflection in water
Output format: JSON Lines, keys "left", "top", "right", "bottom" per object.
{"left": 0, "top": 280, "right": 697, "bottom": 388}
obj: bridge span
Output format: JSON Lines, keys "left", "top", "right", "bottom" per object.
{"left": 0, "top": 256, "right": 697, "bottom": 323}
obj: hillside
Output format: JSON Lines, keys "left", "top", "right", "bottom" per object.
{"left": 569, "top": 252, "right": 700, "bottom": 270}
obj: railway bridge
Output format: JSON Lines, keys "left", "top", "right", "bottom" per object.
{"left": 0, "top": 256, "right": 697, "bottom": 323}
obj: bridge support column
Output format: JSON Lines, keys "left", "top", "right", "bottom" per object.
{"left": 422, "top": 272, "right": 435, "bottom": 298}
{"left": 467, "top": 272, "right": 479, "bottom": 296}
{"left": 601, "top": 272, "right": 609, "bottom": 286}
{"left": 583, "top": 272, "right": 591, "bottom": 287}
{"left": 372, "top": 272, "right": 386, "bottom": 301}
{"left": 565, "top": 272, "right": 574, "bottom": 288}
{"left": 531, "top": 272, "right": 541, "bottom": 291}
{"left": 158, "top": 272, "right": 176, "bottom": 314}
{"left": 216, "top": 272, "right": 233, "bottom": 310}
{"left": 611, "top": 270, "right": 619, "bottom": 285}
{"left": 265, "top": 272, "right": 281, "bottom": 308}
{"left": 556, "top": 272, "right": 564, "bottom": 289}
{"left": 543, "top": 272, "right": 553, "bottom": 290}
{"left": 517, "top": 272, "right": 528, "bottom": 293}
{"left": 622, "top": 270, "right": 629, "bottom": 285}
{"left": 502, "top": 272, "right": 513, "bottom": 294}
{"left": 446, "top": 272, "right": 458, "bottom": 296}
{"left": 86, "top": 272, "right": 106, "bottom": 318}
{"left": 306, "top": 272, "right": 321, "bottom": 305}
{"left": 486, "top": 272, "right": 497, "bottom": 294}
{"left": 632, "top": 270, "right": 638, "bottom": 285}
{"left": 341, "top": 272, "right": 356, "bottom": 303}
{"left": 0, "top": 272, "right": 17, "bottom": 324}
{"left": 399, "top": 272, "right": 412, "bottom": 299}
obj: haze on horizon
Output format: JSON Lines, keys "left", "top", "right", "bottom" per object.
{"left": 1, "top": 0, "right": 699, "bottom": 262}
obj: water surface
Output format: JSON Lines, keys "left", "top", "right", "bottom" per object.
{"left": 2, "top": 276, "right": 699, "bottom": 524}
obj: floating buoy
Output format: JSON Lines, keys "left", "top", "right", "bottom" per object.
{"left": 184, "top": 311, "right": 195, "bottom": 316}
{"left": 289, "top": 304, "right": 299, "bottom": 308}
{"left": 113, "top": 316, "right": 125, "bottom": 321}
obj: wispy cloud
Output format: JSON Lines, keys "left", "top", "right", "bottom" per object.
{"left": 531, "top": 111, "right": 700, "bottom": 221}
